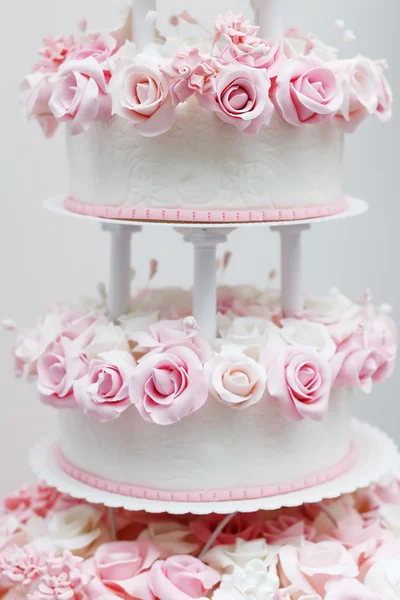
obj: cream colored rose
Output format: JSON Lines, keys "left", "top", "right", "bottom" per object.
{"left": 84, "top": 323, "right": 130, "bottom": 359}
{"left": 365, "top": 558, "right": 400, "bottom": 599}
{"left": 138, "top": 521, "right": 201, "bottom": 559}
{"left": 379, "top": 504, "right": 400, "bottom": 536}
{"left": 203, "top": 538, "right": 277, "bottom": 574}
{"left": 218, "top": 317, "right": 283, "bottom": 359}
{"left": 280, "top": 319, "right": 336, "bottom": 359}
{"left": 205, "top": 351, "right": 267, "bottom": 409}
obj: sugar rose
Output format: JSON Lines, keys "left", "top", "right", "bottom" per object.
{"left": 19, "top": 73, "right": 58, "bottom": 138}
{"left": 199, "top": 63, "right": 274, "bottom": 134}
{"left": 274, "top": 56, "right": 343, "bottom": 126}
{"left": 129, "top": 346, "right": 208, "bottom": 425}
{"left": 148, "top": 555, "right": 220, "bottom": 600}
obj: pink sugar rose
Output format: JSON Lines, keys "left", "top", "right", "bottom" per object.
{"left": 82, "top": 541, "right": 159, "bottom": 600}
{"left": 204, "top": 351, "right": 266, "bottom": 409}
{"left": 213, "top": 12, "right": 259, "bottom": 46}
{"left": 324, "top": 578, "right": 380, "bottom": 600}
{"left": 363, "top": 311, "right": 397, "bottom": 363}
{"left": 228, "top": 39, "right": 285, "bottom": 75}
{"left": 190, "top": 513, "right": 262, "bottom": 546}
{"left": 3, "top": 483, "right": 60, "bottom": 524}
{"left": 37, "top": 337, "right": 88, "bottom": 408}
{"left": 264, "top": 346, "right": 332, "bottom": 422}
{"left": 199, "top": 63, "right": 274, "bottom": 134}
{"left": 49, "top": 57, "right": 112, "bottom": 135}
{"left": 129, "top": 346, "right": 208, "bottom": 425}
{"left": 375, "top": 61, "right": 393, "bottom": 122}
{"left": 59, "top": 312, "right": 104, "bottom": 344}
{"left": 19, "top": 73, "right": 58, "bottom": 138}
{"left": 274, "top": 56, "right": 343, "bottom": 126}
{"left": 131, "top": 317, "right": 211, "bottom": 363}
{"left": 331, "top": 345, "right": 391, "bottom": 393}
{"left": 0, "top": 545, "right": 45, "bottom": 590}
{"left": 67, "top": 33, "right": 117, "bottom": 69}
{"left": 332, "top": 56, "right": 381, "bottom": 133}
{"left": 263, "top": 515, "right": 315, "bottom": 545}
{"left": 74, "top": 350, "right": 136, "bottom": 422}
{"left": 110, "top": 54, "right": 175, "bottom": 137}
{"left": 34, "top": 35, "right": 80, "bottom": 73}
{"left": 29, "top": 551, "right": 85, "bottom": 600}
{"left": 148, "top": 555, "right": 220, "bottom": 600}
{"left": 160, "top": 47, "right": 217, "bottom": 106}
{"left": 278, "top": 540, "right": 359, "bottom": 597}
{"left": 374, "top": 479, "right": 400, "bottom": 505}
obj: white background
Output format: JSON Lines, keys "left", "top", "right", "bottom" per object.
{"left": 0, "top": 0, "right": 398, "bottom": 497}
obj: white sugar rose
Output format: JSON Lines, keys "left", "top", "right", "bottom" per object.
{"left": 203, "top": 538, "right": 277, "bottom": 574}
{"left": 280, "top": 319, "right": 336, "bottom": 359}
{"left": 212, "top": 559, "right": 280, "bottom": 600}
{"left": 118, "top": 311, "right": 159, "bottom": 341}
{"left": 365, "top": 558, "right": 400, "bottom": 599}
{"left": 218, "top": 317, "right": 282, "bottom": 359}
{"left": 302, "top": 290, "right": 359, "bottom": 325}
{"left": 37, "top": 505, "right": 111, "bottom": 558}
{"left": 205, "top": 351, "right": 267, "bottom": 409}
{"left": 84, "top": 323, "right": 129, "bottom": 359}
{"left": 379, "top": 504, "right": 400, "bottom": 535}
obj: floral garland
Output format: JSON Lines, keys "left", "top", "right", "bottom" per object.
{"left": 2, "top": 479, "right": 400, "bottom": 598}
{"left": 19, "top": 11, "right": 392, "bottom": 138}
{"left": 6, "top": 286, "right": 397, "bottom": 426}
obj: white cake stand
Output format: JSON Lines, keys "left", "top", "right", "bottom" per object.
{"left": 29, "top": 419, "right": 399, "bottom": 515}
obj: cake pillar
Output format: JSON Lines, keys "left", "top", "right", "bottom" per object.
{"left": 176, "top": 228, "right": 235, "bottom": 342}
{"left": 272, "top": 224, "right": 310, "bottom": 318}
{"left": 102, "top": 223, "right": 142, "bottom": 321}
{"left": 258, "top": 0, "right": 283, "bottom": 41}
{"left": 132, "top": 0, "right": 156, "bottom": 51}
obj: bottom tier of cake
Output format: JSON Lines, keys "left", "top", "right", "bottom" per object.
{"left": 57, "top": 388, "right": 353, "bottom": 502}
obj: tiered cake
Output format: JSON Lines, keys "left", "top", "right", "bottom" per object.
{"left": 3, "top": 2, "right": 400, "bottom": 599}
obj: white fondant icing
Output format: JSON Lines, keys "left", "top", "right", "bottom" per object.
{"left": 58, "top": 388, "right": 352, "bottom": 492}
{"left": 67, "top": 100, "right": 344, "bottom": 212}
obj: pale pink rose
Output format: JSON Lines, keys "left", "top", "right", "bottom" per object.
{"left": 59, "top": 312, "right": 105, "bottom": 344}
{"left": 199, "top": 63, "right": 274, "bottom": 134}
{"left": 364, "top": 557, "right": 400, "bottom": 599}
{"left": 263, "top": 515, "right": 315, "bottom": 545}
{"left": 131, "top": 317, "right": 211, "bottom": 363}
{"left": 374, "top": 479, "right": 400, "bottom": 505}
{"left": 148, "top": 556, "right": 220, "bottom": 600}
{"left": 190, "top": 513, "right": 262, "bottom": 546}
{"left": 375, "top": 61, "right": 393, "bottom": 122}
{"left": 74, "top": 350, "right": 136, "bottom": 422}
{"left": 49, "top": 57, "right": 112, "bottom": 135}
{"left": 204, "top": 351, "right": 266, "bottom": 409}
{"left": 278, "top": 540, "right": 359, "bottom": 597}
{"left": 327, "top": 513, "right": 392, "bottom": 549}
{"left": 110, "top": 54, "right": 175, "bottom": 137}
{"left": 0, "top": 545, "right": 45, "bottom": 590}
{"left": 160, "top": 47, "right": 217, "bottom": 105}
{"left": 19, "top": 73, "right": 58, "bottom": 138}
{"left": 324, "top": 578, "right": 380, "bottom": 600}
{"left": 138, "top": 522, "right": 201, "bottom": 559}
{"left": 332, "top": 56, "right": 381, "bottom": 133}
{"left": 33, "top": 35, "right": 80, "bottom": 73}
{"left": 37, "top": 337, "right": 88, "bottom": 408}
{"left": 363, "top": 311, "right": 397, "bottom": 363}
{"left": 67, "top": 33, "right": 117, "bottom": 69}
{"left": 331, "top": 342, "right": 391, "bottom": 393}
{"left": 274, "top": 56, "right": 343, "bottom": 126}
{"left": 129, "top": 346, "right": 208, "bottom": 425}
{"left": 213, "top": 12, "right": 259, "bottom": 45}
{"left": 82, "top": 541, "right": 159, "bottom": 600}
{"left": 264, "top": 346, "right": 332, "bottom": 421}
{"left": 29, "top": 551, "right": 85, "bottom": 600}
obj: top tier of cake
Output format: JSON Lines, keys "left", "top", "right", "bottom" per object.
{"left": 20, "top": 8, "right": 392, "bottom": 223}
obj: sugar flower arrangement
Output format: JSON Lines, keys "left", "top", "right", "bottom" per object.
{"left": 3, "top": 478, "right": 400, "bottom": 598}
{"left": 19, "top": 11, "right": 392, "bottom": 138}
{"left": 6, "top": 285, "right": 396, "bottom": 426}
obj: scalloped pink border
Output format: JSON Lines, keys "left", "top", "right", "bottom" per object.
{"left": 56, "top": 440, "right": 357, "bottom": 502}
{"left": 64, "top": 196, "right": 349, "bottom": 224}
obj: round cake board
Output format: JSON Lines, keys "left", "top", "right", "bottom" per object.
{"left": 44, "top": 196, "right": 368, "bottom": 229}
{"left": 29, "top": 419, "right": 399, "bottom": 515}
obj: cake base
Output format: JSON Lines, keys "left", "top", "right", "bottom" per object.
{"left": 29, "top": 420, "right": 399, "bottom": 514}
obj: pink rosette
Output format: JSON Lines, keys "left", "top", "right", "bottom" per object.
{"left": 29, "top": 551, "right": 85, "bottom": 600}
{"left": 148, "top": 555, "right": 220, "bottom": 600}
{"left": 19, "top": 73, "right": 58, "bottom": 138}
{"left": 129, "top": 346, "right": 208, "bottom": 425}
{"left": 278, "top": 540, "right": 359, "bottom": 597}
{"left": 198, "top": 63, "right": 274, "bottom": 134}
{"left": 82, "top": 541, "right": 160, "bottom": 600}
{"left": 274, "top": 56, "right": 343, "bottom": 126}
{"left": 74, "top": 350, "right": 136, "bottom": 422}
{"left": 263, "top": 346, "right": 332, "bottom": 422}
{"left": 160, "top": 47, "right": 217, "bottom": 106}
{"left": 263, "top": 515, "right": 315, "bottom": 545}
{"left": 33, "top": 35, "right": 80, "bottom": 73}
{"left": 213, "top": 12, "right": 259, "bottom": 46}
{"left": 131, "top": 317, "right": 211, "bottom": 363}
{"left": 0, "top": 545, "right": 45, "bottom": 590}
{"left": 190, "top": 513, "right": 262, "bottom": 546}
{"left": 229, "top": 39, "right": 285, "bottom": 75}
{"left": 37, "top": 337, "right": 88, "bottom": 408}
{"left": 332, "top": 56, "right": 381, "bottom": 133}
{"left": 204, "top": 351, "right": 266, "bottom": 409}
{"left": 49, "top": 57, "right": 112, "bottom": 135}
{"left": 110, "top": 54, "right": 175, "bottom": 137}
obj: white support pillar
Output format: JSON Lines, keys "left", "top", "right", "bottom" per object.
{"left": 272, "top": 224, "right": 310, "bottom": 318}
{"left": 102, "top": 223, "right": 142, "bottom": 321}
{"left": 258, "top": 0, "right": 283, "bottom": 41}
{"left": 132, "top": 0, "right": 156, "bottom": 51}
{"left": 176, "top": 228, "right": 235, "bottom": 342}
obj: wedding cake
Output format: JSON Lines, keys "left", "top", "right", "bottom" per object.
{"left": 3, "top": 2, "right": 399, "bottom": 599}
